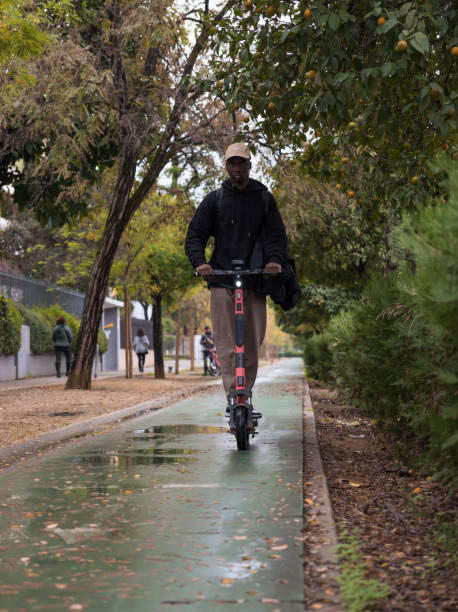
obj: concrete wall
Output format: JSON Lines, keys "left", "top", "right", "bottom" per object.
{"left": 0, "top": 355, "right": 15, "bottom": 381}
{"left": 119, "top": 348, "right": 154, "bottom": 374}
{"left": 0, "top": 326, "right": 57, "bottom": 380}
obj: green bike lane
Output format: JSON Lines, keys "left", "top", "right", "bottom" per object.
{"left": 0, "top": 359, "right": 304, "bottom": 611}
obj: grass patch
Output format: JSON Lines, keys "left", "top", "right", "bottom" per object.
{"left": 336, "top": 529, "right": 391, "bottom": 612}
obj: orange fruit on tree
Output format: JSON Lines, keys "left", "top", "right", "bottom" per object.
{"left": 451, "top": 46, "right": 458, "bottom": 56}
{"left": 216, "top": 79, "right": 224, "bottom": 87}
{"left": 267, "top": 102, "right": 276, "bottom": 110}
{"left": 341, "top": 157, "right": 349, "bottom": 164}
{"left": 377, "top": 17, "right": 386, "bottom": 25}
{"left": 266, "top": 5, "right": 276, "bottom": 17}
{"left": 395, "top": 40, "right": 408, "bottom": 52}
{"left": 447, "top": 107, "right": 455, "bottom": 117}
{"left": 304, "top": 8, "right": 312, "bottom": 20}
{"left": 410, "top": 176, "right": 419, "bottom": 184}
{"left": 244, "top": 0, "right": 253, "bottom": 8}
{"left": 306, "top": 69, "right": 316, "bottom": 80}
{"left": 347, "top": 190, "right": 355, "bottom": 198}
{"left": 233, "top": 102, "right": 239, "bottom": 111}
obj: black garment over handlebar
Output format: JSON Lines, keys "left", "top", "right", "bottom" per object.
{"left": 194, "top": 268, "right": 272, "bottom": 278}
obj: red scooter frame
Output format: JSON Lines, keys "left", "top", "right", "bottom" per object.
{"left": 197, "top": 260, "right": 267, "bottom": 450}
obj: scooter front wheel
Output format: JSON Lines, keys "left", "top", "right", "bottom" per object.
{"left": 235, "top": 406, "right": 249, "bottom": 450}
{"left": 209, "top": 363, "right": 221, "bottom": 377}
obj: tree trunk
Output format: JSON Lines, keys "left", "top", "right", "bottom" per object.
{"left": 175, "top": 302, "right": 181, "bottom": 375}
{"left": 66, "top": 147, "right": 138, "bottom": 389}
{"left": 124, "top": 286, "right": 133, "bottom": 378}
{"left": 139, "top": 300, "right": 150, "bottom": 320}
{"left": 152, "top": 294, "right": 164, "bottom": 379}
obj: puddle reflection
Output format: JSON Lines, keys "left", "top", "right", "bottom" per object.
{"left": 78, "top": 451, "right": 198, "bottom": 467}
{"left": 131, "top": 424, "right": 227, "bottom": 436}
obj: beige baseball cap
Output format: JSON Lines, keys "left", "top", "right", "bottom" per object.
{"left": 224, "top": 142, "right": 251, "bottom": 161}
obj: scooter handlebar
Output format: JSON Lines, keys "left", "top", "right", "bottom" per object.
{"left": 194, "top": 268, "right": 275, "bottom": 277}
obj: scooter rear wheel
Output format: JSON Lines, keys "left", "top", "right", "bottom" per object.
{"left": 235, "top": 406, "right": 249, "bottom": 450}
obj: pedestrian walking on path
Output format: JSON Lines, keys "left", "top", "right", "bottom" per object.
{"left": 52, "top": 316, "right": 72, "bottom": 378}
{"left": 133, "top": 328, "right": 150, "bottom": 373}
{"left": 200, "top": 325, "right": 215, "bottom": 376}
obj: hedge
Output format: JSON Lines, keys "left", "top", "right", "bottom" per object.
{"left": 16, "top": 304, "right": 54, "bottom": 354}
{"left": 0, "top": 296, "right": 23, "bottom": 355}
{"left": 304, "top": 161, "right": 458, "bottom": 482}
{"left": 38, "top": 304, "right": 108, "bottom": 355}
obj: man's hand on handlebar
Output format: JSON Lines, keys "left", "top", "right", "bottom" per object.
{"left": 264, "top": 262, "right": 282, "bottom": 276}
{"left": 196, "top": 263, "right": 214, "bottom": 276}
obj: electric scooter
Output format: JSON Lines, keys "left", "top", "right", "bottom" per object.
{"left": 197, "top": 260, "right": 268, "bottom": 450}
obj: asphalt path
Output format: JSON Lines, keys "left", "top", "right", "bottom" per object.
{"left": 0, "top": 359, "right": 305, "bottom": 611}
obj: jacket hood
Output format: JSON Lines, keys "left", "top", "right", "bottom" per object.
{"left": 222, "top": 178, "right": 268, "bottom": 193}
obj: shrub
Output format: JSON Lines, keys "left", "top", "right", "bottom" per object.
{"left": 16, "top": 304, "right": 53, "bottom": 354}
{"left": 38, "top": 305, "right": 80, "bottom": 352}
{"left": 316, "top": 161, "right": 458, "bottom": 480}
{"left": 0, "top": 296, "right": 23, "bottom": 355}
{"left": 97, "top": 327, "right": 108, "bottom": 355}
{"left": 304, "top": 328, "right": 334, "bottom": 382}
{"left": 37, "top": 304, "right": 108, "bottom": 355}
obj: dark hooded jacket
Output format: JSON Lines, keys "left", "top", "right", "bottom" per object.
{"left": 185, "top": 179, "right": 288, "bottom": 278}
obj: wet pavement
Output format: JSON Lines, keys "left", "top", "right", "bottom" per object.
{"left": 0, "top": 359, "right": 304, "bottom": 611}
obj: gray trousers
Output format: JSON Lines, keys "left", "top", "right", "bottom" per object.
{"left": 210, "top": 288, "right": 266, "bottom": 397}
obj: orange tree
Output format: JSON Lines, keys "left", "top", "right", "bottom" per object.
{"left": 201, "top": 0, "right": 456, "bottom": 227}
{"left": 204, "top": 0, "right": 456, "bottom": 184}
{"left": 198, "top": 0, "right": 457, "bottom": 340}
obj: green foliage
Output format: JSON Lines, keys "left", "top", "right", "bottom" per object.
{"left": 0, "top": 299, "right": 108, "bottom": 357}
{"left": 36, "top": 304, "right": 108, "bottom": 355}
{"left": 0, "top": 0, "right": 49, "bottom": 65}
{"left": 15, "top": 303, "right": 53, "bottom": 354}
{"left": 273, "top": 163, "right": 383, "bottom": 289}
{"left": 0, "top": 296, "right": 23, "bottom": 355}
{"left": 97, "top": 327, "right": 108, "bottom": 355}
{"left": 38, "top": 304, "right": 79, "bottom": 352}
{"left": 336, "top": 529, "right": 391, "bottom": 612}
{"left": 303, "top": 329, "right": 333, "bottom": 382}
{"left": 307, "top": 161, "right": 458, "bottom": 480}
{"left": 204, "top": 0, "right": 456, "bottom": 238}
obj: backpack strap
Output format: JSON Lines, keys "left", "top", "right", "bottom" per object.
{"left": 215, "top": 187, "right": 223, "bottom": 211}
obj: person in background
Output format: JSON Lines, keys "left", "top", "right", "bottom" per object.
{"left": 52, "top": 316, "right": 73, "bottom": 378}
{"left": 200, "top": 325, "right": 215, "bottom": 376}
{"left": 133, "top": 328, "right": 150, "bottom": 373}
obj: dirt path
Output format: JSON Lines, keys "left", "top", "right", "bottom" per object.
{"left": 311, "top": 381, "right": 457, "bottom": 611}
{"left": 0, "top": 374, "right": 218, "bottom": 451}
